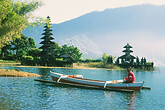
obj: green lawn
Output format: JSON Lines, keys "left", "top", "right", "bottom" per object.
{"left": 0, "top": 60, "right": 19, "bottom": 63}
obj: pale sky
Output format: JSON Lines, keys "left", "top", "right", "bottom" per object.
{"left": 33, "top": 0, "right": 165, "bottom": 23}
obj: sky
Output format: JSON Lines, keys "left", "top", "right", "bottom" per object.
{"left": 33, "top": 0, "right": 165, "bottom": 23}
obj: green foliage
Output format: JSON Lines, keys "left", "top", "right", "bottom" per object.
{"left": 27, "top": 48, "right": 41, "bottom": 65}
{"left": 0, "top": 60, "right": 18, "bottom": 63}
{"left": 136, "top": 56, "right": 140, "bottom": 65}
{"left": 102, "top": 53, "right": 108, "bottom": 64}
{"left": 146, "top": 62, "right": 153, "bottom": 64}
{"left": 12, "top": 34, "right": 36, "bottom": 59}
{"left": 28, "top": 48, "right": 41, "bottom": 58}
{"left": 60, "top": 45, "right": 82, "bottom": 61}
{"left": 56, "top": 58, "right": 63, "bottom": 61}
{"left": 80, "top": 59, "right": 101, "bottom": 63}
{"left": 0, "top": 34, "right": 37, "bottom": 60}
{"left": 28, "top": 37, "right": 37, "bottom": 48}
{"left": 102, "top": 53, "right": 115, "bottom": 65}
{"left": 0, "top": 0, "right": 42, "bottom": 47}
{"left": 107, "top": 56, "right": 113, "bottom": 64}
{"left": 87, "top": 62, "right": 104, "bottom": 68}
{"left": 84, "top": 62, "right": 122, "bottom": 70}
{"left": 104, "top": 64, "right": 122, "bottom": 69}
{"left": 115, "top": 57, "right": 119, "bottom": 64}
{"left": 21, "top": 55, "right": 34, "bottom": 65}
{"left": 52, "top": 41, "right": 61, "bottom": 56}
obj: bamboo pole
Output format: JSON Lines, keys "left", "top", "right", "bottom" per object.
{"left": 142, "top": 87, "right": 151, "bottom": 90}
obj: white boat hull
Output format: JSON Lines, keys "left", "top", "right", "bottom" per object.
{"left": 51, "top": 72, "right": 144, "bottom": 91}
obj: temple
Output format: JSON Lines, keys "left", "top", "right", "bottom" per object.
{"left": 119, "top": 43, "right": 135, "bottom": 65}
{"left": 116, "top": 43, "right": 154, "bottom": 69}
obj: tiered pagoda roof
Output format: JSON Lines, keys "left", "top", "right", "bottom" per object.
{"left": 119, "top": 43, "right": 135, "bottom": 59}
{"left": 119, "top": 54, "right": 135, "bottom": 59}
{"left": 123, "top": 43, "right": 132, "bottom": 48}
{"left": 122, "top": 50, "right": 133, "bottom": 53}
{"left": 39, "top": 16, "right": 55, "bottom": 53}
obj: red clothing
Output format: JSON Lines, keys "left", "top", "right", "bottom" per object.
{"left": 126, "top": 71, "right": 135, "bottom": 83}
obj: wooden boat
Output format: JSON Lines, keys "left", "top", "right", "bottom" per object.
{"left": 50, "top": 71, "right": 144, "bottom": 91}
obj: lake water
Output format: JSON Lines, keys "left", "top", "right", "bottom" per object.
{"left": 0, "top": 66, "right": 165, "bottom": 110}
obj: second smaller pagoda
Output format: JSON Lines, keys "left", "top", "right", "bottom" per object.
{"left": 118, "top": 43, "right": 136, "bottom": 65}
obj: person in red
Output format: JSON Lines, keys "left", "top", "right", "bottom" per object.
{"left": 124, "top": 67, "right": 135, "bottom": 83}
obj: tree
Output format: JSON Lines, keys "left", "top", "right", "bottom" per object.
{"left": 28, "top": 37, "right": 37, "bottom": 49}
{"left": 70, "top": 46, "right": 82, "bottom": 61}
{"left": 102, "top": 53, "right": 108, "bottom": 65}
{"left": 14, "top": 34, "right": 28, "bottom": 57}
{"left": 0, "top": 43, "right": 13, "bottom": 60}
{"left": 0, "top": 0, "right": 42, "bottom": 47}
{"left": 27, "top": 48, "right": 41, "bottom": 65}
{"left": 130, "top": 59, "right": 134, "bottom": 65}
{"left": 52, "top": 41, "right": 61, "bottom": 57}
{"left": 0, "top": 34, "right": 36, "bottom": 60}
{"left": 60, "top": 45, "right": 68, "bottom": 55}
{"left": 115, "top": 57, "right": 120, "bottom": 65}
{"left": 39, "top": 16, "right": 55, "bottom": 66}
{"left": 136, "top": 56, "right": 140, "bottom": 65}
{"left": 143, "top": 57, "right": 146, "bottom": 65}
{"left": 107, "top": 55, "right": 113, "bottom": 64}
{"left": 13, "top": 34, "right": 36, "bottom": 59}
{"left": 60, "top": 45, "right": 82, "bottom": 61}
{"left": 141, "top": 57, "right": 144, "bottom": 65}
{"left": 28, "top": 48, "right": 41, "bottom": 58}
{"left": 21, "top": 55, "right": 34, "bottom": 65}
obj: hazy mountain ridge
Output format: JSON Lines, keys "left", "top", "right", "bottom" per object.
{"left": 59, "top": 35, "right": 103, "bottom": 59}
{"left": 53, "top": 5, "right": 165, "bottom": 37}
{"left": 23, "top": 4, "right": 165, "bottom": 65}
{"left": 24, "top": 5, "right": 165, "bottom": 43}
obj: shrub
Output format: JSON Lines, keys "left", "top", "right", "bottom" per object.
{"left": 21, "top": 55, "right": 34, "bottom": 65}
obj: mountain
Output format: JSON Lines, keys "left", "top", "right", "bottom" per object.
{"left": 59, "top": 35, "right": 103, "bottom": 59}
{"left": 23, "top": 4, "right": 165, "bottom": 66}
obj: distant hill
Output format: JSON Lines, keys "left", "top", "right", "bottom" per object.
{"left": 59, "top": 35, "right": 103, "bottom": 59}
{"left": 23, "top": 4, "right": 165, "bottom": 66}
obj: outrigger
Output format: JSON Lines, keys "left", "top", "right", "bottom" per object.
{"left": 34, "top": 71, "right": 150, "bottom": 92}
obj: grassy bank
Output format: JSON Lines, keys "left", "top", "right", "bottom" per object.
{"left": 0, "top": 60, "right": 21, "bottom": 66}
{"left": 73, "top": 62, "right": 155, "bottom": 71}
{"left": 0, "top": 69, "right": 41, "bottom": 77}
{"left": 73, "top": 62, "right": 124, "bottom": 70}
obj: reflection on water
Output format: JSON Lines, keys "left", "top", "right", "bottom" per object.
{"left": 38, "top": 68, "right": 52, "bottom": 80}
{"left": 0, "top": 66, "right": 165, "bottom": 109}
{"left": 103, "top": 91, "right": 136, "bottom": 110}
{"left": 126, "top": 93, "right": 136, "bottom": 110}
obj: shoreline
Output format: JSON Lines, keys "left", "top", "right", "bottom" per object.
{"left": 11, "top": 65, "right": 156, "bottom": 71}
{"left": 0, "top": 62, "right": 155, "bottom": 71}
{"left": 0, "top": 62, "right": 123, "bottom": 70}
{"left": 10, "top": 65, "right": 124, "bottom": 71}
